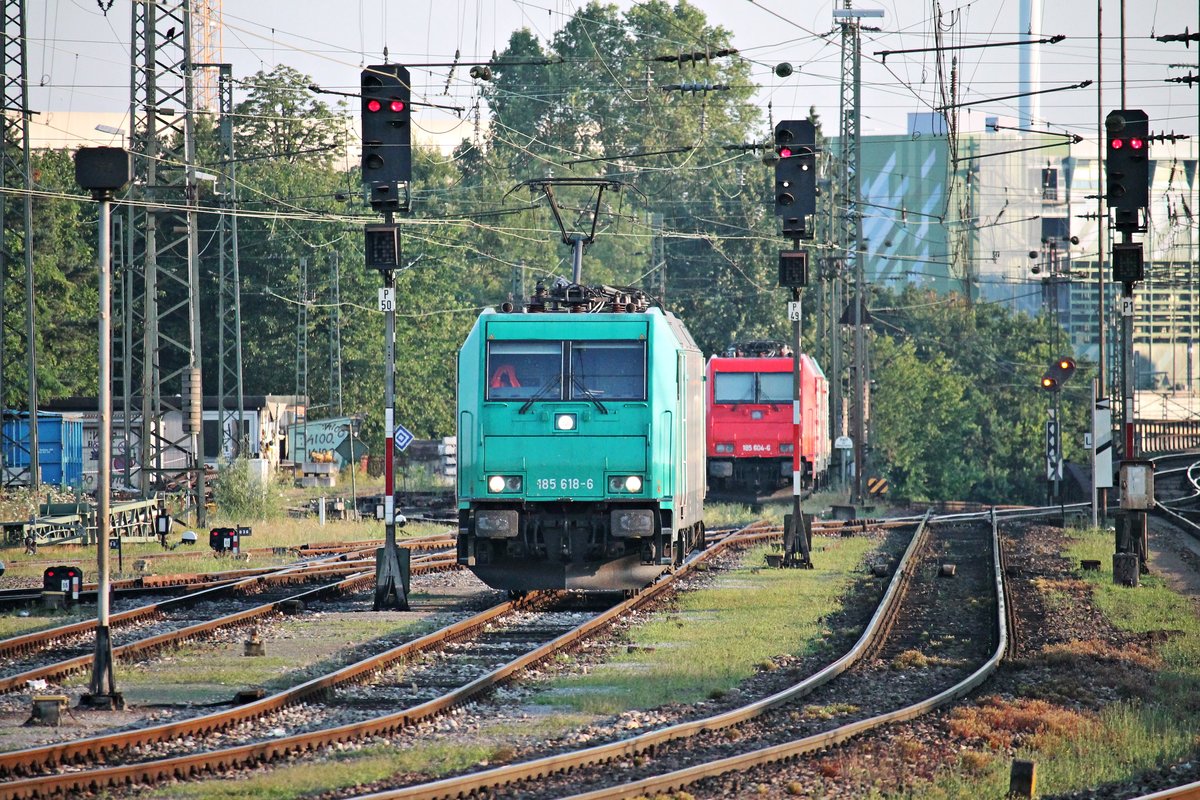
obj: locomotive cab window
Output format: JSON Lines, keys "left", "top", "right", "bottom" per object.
{"left": 570, "top": 341, "right": 645, "bottom": 401}
{"left": 758, "top": 373, "right": 793, "bottom": 403}
{"left": 487, "top": 342, "right": 561, "bottom": 400}
{"left": 714, "top": 373, "right": 755, "bottom": 403}
{"left": 714, "top": 372, "right": 792, "bottom": 404}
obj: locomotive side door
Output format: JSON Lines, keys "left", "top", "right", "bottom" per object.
{"left": 677, "top": 350, "right": 705, "bottom": 527}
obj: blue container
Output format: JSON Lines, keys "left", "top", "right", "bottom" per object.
{"left": 2, "top": 412, "right": 84, "bottom": 487}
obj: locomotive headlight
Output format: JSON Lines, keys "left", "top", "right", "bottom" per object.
{"left": 715, "top": 443, "right": 734, "bottom": 454}
{"left": 608, "top": 475, "right": 643, "bottom": 493}
{"left": 780, "top": 443, "right": 794, "bottom": 453}
{"left": 555, "top": 413, "right": 577, "bottom": 431}
{"left": 751, "top": 410, "right": 764, "bottom": 420}
{"left": 487, "top": 475, "right": 522, "bottom": 493}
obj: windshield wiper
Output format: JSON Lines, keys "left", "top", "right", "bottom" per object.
{"left": 518, "top": 375, "right": 562, "bottom": 414}
{"left": 570, "top": 375, "right": 609, "bottom": 414}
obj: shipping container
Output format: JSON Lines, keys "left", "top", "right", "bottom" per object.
{"left": 2, "top": 412, "right": 85, "bottom": 488}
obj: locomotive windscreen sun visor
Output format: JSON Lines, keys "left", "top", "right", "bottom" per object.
{"left": 611, "top": 509, "right": 655, "bottom": 537}
{"left": 476, "top": 510, "right": 519, "bottom": 538}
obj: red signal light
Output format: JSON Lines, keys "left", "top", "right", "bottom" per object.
{"left": 47, "top": 570, "right": 54, "bottom": 576}
{"left": 1111, "top": 138, "right": 1123, "bottom": 149}
{"left": 1130, "top": 137, "right": 1144, "bottom": 151}
{"left": 389, "top": 99, "right": 406, "bottom": 113}
{"left": 779, "top": 147, "right": 793, "bottom": 158}
{"left": 366, "top": 99, "right": 382, "bottom": 113}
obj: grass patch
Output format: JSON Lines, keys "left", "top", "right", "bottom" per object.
{"left": 136, "top": 741, "right": 492, "bottom": 799}
{"left": 67, "top": 613, "right": 426, "bottom": 704}
{"left": 0, "top": 609, "right": 89, "bottom": 638}
{"left": 0, "top": 517, "right": 449, "bottom": 584}
{"left": 537, "top": 536, "right": 878, "bottom": 714}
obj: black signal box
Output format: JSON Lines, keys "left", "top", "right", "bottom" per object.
{"left": 1112, "top": 241, "right": 1145, "bottom": 283}
{"left": 74, "top": 147, "right": 132, "bottom": 194}
{"left": 778, "top": 250, "right": 808, "bottom": 288}
{"left": 365, "top": 224, "right": 401, "bottom": 270}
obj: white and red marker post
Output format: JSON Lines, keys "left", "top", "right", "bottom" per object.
{"left": 373, "top": 219, "right": 409, "bottom": 610}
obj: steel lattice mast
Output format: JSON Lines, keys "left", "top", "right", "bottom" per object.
{"left": 128, "top": 0, "right": 206, "bottom": 522}
{"left": 201, "top": 63, "right": 246, "bottom": 460}
{"left": 191, "top": 0, "right": 222, "bottom": 111}
{"left": 0, "top": 0, "right": 38, "bottom": 487}
{"left": 837, "top": 3, "right": 869, "bottom": 504}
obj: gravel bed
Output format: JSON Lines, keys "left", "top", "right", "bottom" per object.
{"left": 673, "top": 521, "right": 1197, "bottom": 799}
{"left": 477, "top": 523, "right": 995, "bottom": 800}
{"left": 104, "top": 604, "right": 606, "bottom": 764}
{"left": 0, "top": 585, "right": 339, "bottom": 685}
{"left": 0, "top": 566, "right": 494, "bottom": 757}
{"left": 288, "top": 529, "right": 908, "bottom": 800}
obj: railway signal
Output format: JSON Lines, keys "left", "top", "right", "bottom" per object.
{"left": 361, "top": 64, "right": 412, "bottom": 211}
{"left": 1105, "top": 109, "right": 1149, "bottom": 232}
{"left": 1040, "top": 356, "right": 1076, "bottom": 391}
{"left": 359, "top": 65, "right": 412, "bottom": 611}
{"left": 774, "top": 119, "right": 816, "bottom": 239}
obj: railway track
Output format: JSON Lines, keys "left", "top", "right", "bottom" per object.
{"left": 0, "top": 556, "right": 379, "bottom": 663}
{"left": 0, "top": 551, "right": 458, "bottom": 694}
{"left": 0, "top": 533, "right": 458, "bottom": 609}
{"left": 0, "top": 523, "right": 781, "bottom": 799}
{"left": 0, "top": 536, "right": 458, "bottom": 661}
{"left": 333, "top": 509, "right": 1006, "bottom": 800}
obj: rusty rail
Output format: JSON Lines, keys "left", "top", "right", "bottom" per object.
{"left": 554, "top": 512, "right": 1007, "bottom": 800}
{"left": 1131, "top": 780, "right": 1200, "bottom": 799}
{"left": 0, "top": 554, "right": 456, "bottom": 694}
{"left": 0, "top": 558, "right": 369, "bottom": 661}
{"left": 343, "top": 514, "right": 930, "bottom": 800}
{"left": 0, "top": 526, "right": 772, "bottom": 798}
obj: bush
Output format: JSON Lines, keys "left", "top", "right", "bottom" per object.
{"left": 212, "top": 458, "right": 283, "bottom": 520}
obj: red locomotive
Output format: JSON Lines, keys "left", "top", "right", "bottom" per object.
{"left": 706, "top": 341, "right": 830, "bottom": 499}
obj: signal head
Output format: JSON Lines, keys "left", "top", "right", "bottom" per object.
{"left": 1040, "top": 374, "right": 1058, "bottom": 391}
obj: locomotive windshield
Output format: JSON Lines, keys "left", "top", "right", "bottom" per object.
{"left": 758, "top": 373, "right": 792, "bottom": 403}
{"left": 570, "top": 342, "right": 645, "bottom": 401}
{"left": 714, "top": 372, "right": 794, "bottom": 404}
{"left": 487, "top": 342, "right": 561, "bottom": 400}
{"left": 487, "top": 340, "right": 646, "bottom": 402}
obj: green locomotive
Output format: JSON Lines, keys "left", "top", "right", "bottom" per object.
{"left": 456, "top": 283, "right": 706, "bottom": 591}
